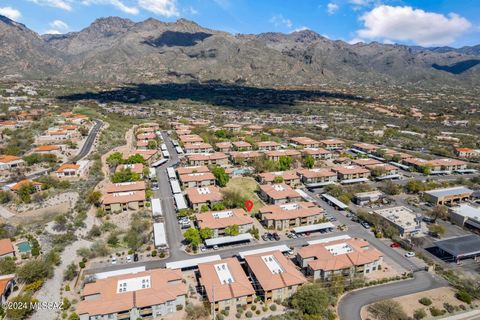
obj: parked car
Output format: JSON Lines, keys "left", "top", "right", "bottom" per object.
{"left": 111, "top": 257, "right": 117, "bottom": 265}
{"left": 126, "top": 255, "right": 132, "bottom": 263}
{"left": 273, "top": 233, "right": 280, "bottom": 241}
{"left": 267, "top": 233, "right": 274, "bottom": 241}
{"left": 200, "top": 245, "right": 207, "bottom": 252}
{"left": 361, "top": 222, "right": 371, "bottom": 229}
{"left": 213, "top": 245, "right": 219, "bottom": 250}
{"left": 405, "top": 251, "right": 416, "bottom": 258}
{"left": 262, "top": 234, "right": 269, "bottom": 241}
{"left": 390, "top": 242, "right": 401, "bottom": 248}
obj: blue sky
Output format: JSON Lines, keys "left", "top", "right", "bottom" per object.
{"left": 1, "top": 0, "right": 479, "bottom": 47}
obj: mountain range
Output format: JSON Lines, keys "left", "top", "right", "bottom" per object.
{"left": 1, "top": 15, "right": 479, "bottom": 87}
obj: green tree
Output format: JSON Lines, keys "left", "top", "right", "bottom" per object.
{"left": 111, "top": 168, "right": 140, "bottom": 183}
{"left": 278, "top": 156, "right": 293, "bottom": 171}
{"left": 428, "top": 205, "right": 448, "bottom": 221}
{"left": 63, "top": 263, "right": 78, "bottom": 281}
{"left": 368, "top": 300, "right": 408, "bottom": 320}
{"left": 222, "top": 189, "right": 247, "bottom": 209}
{"left": 125, "top": 154, "right": 145, "bottom": 165}
{"left": 303, "top": 155, "right": 315, "bottom": 169}
{"left": 17, "top": 260, "right": 52, "bottom": 284}
{"left": 18, "top": 183, "right": 36, "bottom": 203}
{"left": 147, "top": 140, "right": 158, "bottom": 150}
{"left": 428, "top": 224, "right": 446, "bottom": 236}
{"left": 5, "top": 293, "right": 35, "bottom": 319}
{"left": 211, "top": 202, "right": 226, "bottom": 211}
{"left": 290, "top": 284, "right": 331, "bottom": 317}
{"left": 0, "top": 257, "right": 16, "bottom": 274}
{"left": 106, "top": 152, "right": 123, "bottom": 168}
{"left": 225, "top": 225, "right": 239, "bottom": 236}
{"left": 200, "top": 204, "right": 209, "bottom": 212}
{"left": 184, "top": 228, "right": 201, "bottom": 249}
{"left": 273, "top": 176, "right": 284, "bottom": 183}
{"left": 212, "top": 166, "right": 230, "bottom": 187}
{"left": 86, "top": 190, "right": 102, "bottom": 207}
{"left": 379, "top": 181, "right": 401, "bottom": 195}
{"left": 199, "top": 228, "right": 214, "bottom": 240}
{"left": 0, "top": 191, "right": 12, "bottom": 204}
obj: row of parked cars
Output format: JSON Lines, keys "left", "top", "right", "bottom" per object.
{"left": 262, "top": 232, "right": 281, "bottom": 241}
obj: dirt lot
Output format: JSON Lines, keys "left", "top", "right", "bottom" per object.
{"left": 224, "top": 177, "right": 264, "bottom": 212}
{"left": 361, "top": 287, "right": 476, "bottom": 320}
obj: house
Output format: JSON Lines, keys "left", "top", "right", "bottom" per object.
{"left": 366, "top": 163, "right": 399, "bottom": 179}
{"left": 401, "top": 157, "right": 431, "bottom": 172}
{"left": 302, "top": 147, "right": 332, "bottom": 160}
{"left": 104, "top": 181, "right": 146, "bottom": 194}
{"left": 198, "top": 258, "right": 255, "bottom": 312}
{"left": 129, "top": 150, "right": 158, "bottom": 163}
{"left": 183, "top": 143, "right": 214, "bottom": 154}
{"left": 247, "top": 124, "right": 263, "bottom": 132}
{"left": 352, "top": 158, "right": 382, "bottom": 167}
{"left": 0, "top": 274, "right": 16, "bottom": 304}
{"left": 77, "top": 269, "right": 187, "bottom": 320}
{"left": 33, "top": 145, "right": 62, "bottom": 154}
{"left": 0, "top": 155, "right": 25, "bottom": 171}
{"left": 259, "top": 202, "right": 324, "bottom": 230}
{"left": 379, "top": 148, "right": 411, "bottom": 160}
{"left": 352, "top": 143, "right": 379, "bottom": 153}
{"left": 290, "top": 137, "right": 320, "bottom": 148}
{"left": 116, "top": 164, "right": 145, "bottom": 178}
{"left": 187, "top": 153, "right": 229, "bottom": 166}
{"left": 195, "top": 209, "right": 254, "bottom": 237}
{"left": 373, "top": 206, "right": 424, "bottom": 238}
{"left": 245, "top": 251, "right": 306, "bottom": 303}
{"left": 296, "top": 238, "right": 383, "bottom": 280}
{"left": 319, "top": 139, "right": 345, "bottom": 151}
{"left": 136, "top": 133, "right": 156, "bottom": 141}
{"left": 455, "top": 148, "right": 479, "bottom": 158}
{"left": 232, "top": 141, "right": 252, "bottom": 151}
{"left": 55, "top": 160, "right": 89, "bottom": 179}
{"left": 180, "top": 135, "right": 204, "bottom": 144}
{"left": 259, "top": 183, "right": 302, "bottom": 205}
{"left": 297, "top": 168, "right": 337, "bottom": 187}
{"left": 332, "top": 165, "right": 370, "bottom": 183}
{"left": 256, "top": 141, "right": 280, "bottom": 151}
{"left": 258, "top": 170, "right": 301, "bottom": 187}
{"left": 0, "top": 239, "right": 15, "bottom": 258}
{"left": 176, "top": 129, "right": 191, "bottom": 136}
{"left": 230, "top": 151, "right": 263, "bottom": 164}
{"left": 8, "top": 179, "right": 43, "bottom": 193}
{"left": 179, "top": 172, "right": 216, "bottom": 188}
{"left": 223, "top": 124, "right": 241, "bottom": 132}
{"left": 428, "top": 159, "right": 467, "bottom": 172}
{"left": 215, "top": 142, "right": 233, "bottom": 153}
{"left": 186, "top": 186, "right": 223, "bottom": 211}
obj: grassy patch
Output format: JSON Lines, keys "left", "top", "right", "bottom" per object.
{"left": 224, "top": 177, "right": 263, "bottom": 213}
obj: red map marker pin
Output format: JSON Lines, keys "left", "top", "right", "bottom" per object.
{"left": 245, "top": 200, "right": 254, "bottom": 213}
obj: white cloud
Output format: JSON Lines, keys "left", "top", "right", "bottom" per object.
{"left": 327, "top": 3, "right": 339, "bottom": 15}
{"left": 349, "top": 0, "right": 372, "bottom": 6}
{"left": 269, "top": 14, "right": 293, "bottom": 29}
{"left": 82, "top": 0, "right": 139, "bottom": 15}
{"left": 50, "top": 19, "right": 68, "bottom": 30}
{"left": 357, "top": 5, "right": 471, "bottom": 46}
{"left": 44, "top": 29, "right": 62, "bottom": 34}
{"left": 0, "top": 6, "right": 21, "bottom": 20}
{"left": 184, "top": 6, "right": 198, "bottom": 15}
{"left": 292, "top": 26, "right": 309, "bottom": 33}
{"left": 28, "top": 0, "right": 73, "bottom": 11}
{"left": 348, "top": 38, "right": 364, "bottom": 44}
{"left": 138, "top": 0, "right": 179, "bottom": 17}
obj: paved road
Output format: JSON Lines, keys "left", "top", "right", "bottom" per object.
{"left": 337, "top": 271, "right": 447, "bottom": 320}
{"left": 72, "top": 119, "right": 103, "bottom": 161}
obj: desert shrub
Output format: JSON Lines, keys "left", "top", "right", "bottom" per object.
{"left": 455, "top": 290, "right": 472, "bottom": 304}
{"left": 245, "top": 311, "right": 253, "bottom": 318}
{"left": 418, "top": 297, "right": 432, "bottom": 306}
{"left": 429, "top": 307, "right": 446, "bottom": 317}
{"left": 270, "top": 304, "right": 277, "bottom": 311}
{"left": 413, "top": 308, "right": 427, "bottom": 320}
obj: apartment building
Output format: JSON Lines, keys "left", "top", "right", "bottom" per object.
{"left": 103, "top": 181, "right": 147, "bottom": 212}
{"left": 319, "top": 139, "right": 345, "bottom": 151}
{"left": 187, "top": 153, "right": 229, "bottom": 166}
{"left": 116, "top": 164, "right": 145, "bottom": 178}
{"left": 176, "top": 166, "right": 210, "bottom": 176}
{"left": 229, "top": 151, "right": 263, "bottom": 164}
{"left": 223, "top": 124, "right": 242, "bottom": 132}
{"left": 256, "top": 141, "right": 281, "bottom": 151}
{"left": 259, "top": 202, "right": 324, "bottom": 230}
{"left": 179, "top": 172, "right": 216, "bottom": 188}
{"left": 289, "top": 137, "right": 320, "bottom": 148}
{"left": 297, "top": 168, "right": 337, "bottom": 187}
{"left": 245, "top": 251, "right": 306, "bottom": 303}
{"left": 179, "top": 134, "right": 204, "bottom": 144}
{"left": 259, "top": 183, "right": 302, "bottom": 205}
{"left": 195, "top": 209, "right": 254, "bottom": 237}
{"left": 366, "top": 163, "right": 399, "bottom": 178}
{"left": 184, "top": 143, "right": 214, "bottom": 154}
{"left": 296, "top": 238, "right": 383, "bottom": 280}
{"left": 198, "top": 258, "right": 255, "bottom": 312}
{"left": 332, "top": 165, "right": 370, "bottom": 183}
{"left": 257, "top": 170, "right": 301, "bottom": 187}
{"left": 302, "top": 147, "right": 332, "bottom": 160}
{"left": 215, "top": 142, "right": 233, "bottom": 153}
{"left": 264, "top": 149, "right": 301, "bottom": 162}
{"left": 77, "top": 269, "right": 187, "bottom": 320}
{"left": 186, "top": 186, "right": 223, "bottom": 211}
{"left": 232, "top": 141, "right": 252, "bottom": 151}
{"left": 352, "top": 158, "right": 382, "bottom": 167}
{"left": 352, "top": 143, "right": 379, "bottom": 153}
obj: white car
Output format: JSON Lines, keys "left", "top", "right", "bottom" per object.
{"left": 111, "top": 257, "right": 117, "bottom": 264}
{"left": 405, "top": 251, "right": 416, "bottom": 258}
{"left": 126, "top": 255, "right": 132, "bottom": 263}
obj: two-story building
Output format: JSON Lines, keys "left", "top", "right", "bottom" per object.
{"left": 259, "top": 202, "right": 324, "bottom": 230}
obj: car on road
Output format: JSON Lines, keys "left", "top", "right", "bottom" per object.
{"left": 213, "top": 245, "right": 219, "bottom": 250}
{"left": 151, "top": 182, "right": 159, "bottom": 190}
{"left": 360, "top": 222, "right": 371, "bottom": 229}
{"left": 126, "top": 255, "right": 132, "bottom": 263}
{"left": 111, "top": 257, "right": 117, "bottom": 265}
{"left": 351, "top": 216, "right": 360, "bottom": 223}
{"left": 200, "top": 245, "right": 207, "bottom": 252}
{"left": 273, "top": 233, "right": 280, "bottom": 241}
{"left": 405, "top": 251, "right": 416, "bottom": 258}
{"left": 390, "top": 242, "right": 401, "bottom": 248}
{"left": 261, "top": 234, "right": 269, "bottom": 241}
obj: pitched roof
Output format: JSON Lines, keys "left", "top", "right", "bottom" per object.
{"left": 186, "top": 186, "right": 223, "bottom": 204}
{"left": 195, "top": 209, "right": 253, "bottom": 229}
{"left": 102, "top": 190, "right": 146, "bottom": 205}
{"left": 258, "top": 170, "right": 299, "bottom": 182}
{"left": 0, "top": 155, "right": 22, "bottom": 163}
{"left": 176, "top": 166, "right": 210, "bottom": 175}
{"left": 245, "top": 250, "right": 306, "bottom": 291}
{"left": 259, "top": 183, "right": 301, "bottom": 200}
{"left": 104, "top": 181, "right": 146, "bottom": 194}
{"left": 0, "top": 239, "right": 14, "bottom": 256}
{"left": 56, "top": 163, "right": 80, "bottom": 173}
{"left": 199, "top": 258, "right": 255, "bottom": 302}
{"left": 259, "top": 202, "right": 323, "bottom": 221}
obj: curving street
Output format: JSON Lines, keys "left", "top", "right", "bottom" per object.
{"left": 72, "top": 119, "right": 103, "bottom": 161}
